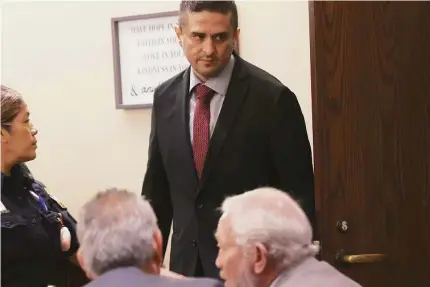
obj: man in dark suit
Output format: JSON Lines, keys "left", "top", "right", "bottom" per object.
{"left": 77, "top": 188, "right": 222, "bottom": 287}
{"left": 142, "top": 0, "right": 315, "bottom": 279}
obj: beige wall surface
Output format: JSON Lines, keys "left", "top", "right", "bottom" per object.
{"left": 1, "top": 0, "right": 312, "bottom": 219}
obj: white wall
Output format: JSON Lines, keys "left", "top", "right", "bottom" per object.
{"left": 1, "top": 1, "right": 312, "bottom": 217}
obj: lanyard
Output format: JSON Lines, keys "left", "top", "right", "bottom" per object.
{"left": 30, "top": 190, "right": 64, "bottom": 226}
{"left": 29, "top": 190, "right": 71, "bottom": 251}
{"left": 29, "top": 190, "right": 48, "bottom": 212}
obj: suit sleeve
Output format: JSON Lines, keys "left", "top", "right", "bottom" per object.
{"left": 141, "top": 89, "right": 173, "bottom": 253}
{"left": 270, "top": 88, "right": 317, "bottom": 234}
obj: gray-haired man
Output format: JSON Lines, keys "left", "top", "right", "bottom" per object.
{"left": 76, "top": 188, "right": 222, "bottom": 287}
{"left": 215, "top": 187, "right": 361, "bottom": 287}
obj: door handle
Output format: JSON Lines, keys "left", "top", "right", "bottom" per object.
{"left": 336, "top": 250, "right": 386, "bottom": 264}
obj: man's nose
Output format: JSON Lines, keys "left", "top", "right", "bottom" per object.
{"left": 215, "top": 253, "right": 221, "bottom": 268}
{"left": 32, "top": 127, "right": 38, "bottom": 135}
{"left": 202, "top": 38, "right": 215, "bottom": 55}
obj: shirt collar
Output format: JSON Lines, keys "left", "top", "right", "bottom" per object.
{"left": 269, "top": 269, "right": 287, "bottom": 287}
{"left": 269, "top": 257, "right": 318, "bottom": 287}
{"left": 189, "top": 54, "right": 236, "bottom": 96}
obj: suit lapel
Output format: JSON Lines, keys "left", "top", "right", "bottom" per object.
{"left": 199, "top": 58, "right": 250, "bottom": 187}
{"left": 174, "top": 67, "right": 200, "bottom": 182}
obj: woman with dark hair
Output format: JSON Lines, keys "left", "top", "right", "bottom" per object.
{"left": 1, "top": 85, "right": 87, "bottom": 287}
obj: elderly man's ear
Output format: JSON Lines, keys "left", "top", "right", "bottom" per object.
{"left": 152, "top": 229, "right": 164, "bottom": 269}
{"left": 253, "top": 243, "right": 269, "bottom": 274}
{"left": 77, "top": 248, "right": 95, "bottom": 280}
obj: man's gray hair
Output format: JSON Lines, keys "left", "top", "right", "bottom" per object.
{"left": 77, "top": 188, "right": 158, "bottom": 276}
{"left": 220, "top": 187, "right": 319, "bottom": 269}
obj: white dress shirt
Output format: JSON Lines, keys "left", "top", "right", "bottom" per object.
{"left": 188, "top": 55, "right": 236, "bottom": 143}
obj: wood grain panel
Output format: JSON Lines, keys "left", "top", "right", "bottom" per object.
{"left": 310, "top": 2, "right": 430, "bottom": 286}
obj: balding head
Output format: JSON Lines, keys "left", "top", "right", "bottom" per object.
{"left": 215, "top": 187, "right": 319, "bottom": 287}
{"left": 76, "top": 188, "right": 163, "bottom": 278}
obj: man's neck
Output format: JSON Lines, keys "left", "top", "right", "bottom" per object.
{"left": 141, "top": 262, "right": 160, "bottom": 275}
{"left": 192, "top": 70, "right": 210, "bottom": 83}
{"left": 268, "top": 257, "right": 317, "bottom": 287}
{"left": 261, "top": 269, "right": 282, "bottom": 287}
{"left": 247, "top": 265, "right": 283, "bottom": 287}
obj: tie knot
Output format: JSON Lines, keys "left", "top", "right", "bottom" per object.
{"left": 195, "top": 84, "right": 215, "bottom": 104}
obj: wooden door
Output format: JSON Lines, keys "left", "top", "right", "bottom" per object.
{"left": 309, "top": 2, "right": 430, "bottom": 286}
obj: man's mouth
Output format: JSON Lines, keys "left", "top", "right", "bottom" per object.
{"left": 200, "top": 58, "right": 216, "bottom": 63}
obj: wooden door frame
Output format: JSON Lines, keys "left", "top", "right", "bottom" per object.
{"left": 308, "top": 0, "right": 324, "bottom": 251}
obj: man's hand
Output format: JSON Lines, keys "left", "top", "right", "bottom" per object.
{"left": 160, "top": 267, "right": 186, "bottom": 279}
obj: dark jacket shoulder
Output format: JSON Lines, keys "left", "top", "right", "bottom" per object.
{"left": 241, "top": 57, "right": 285, "bottom": 88}
{"left": 238, "top": 56, "right": 296, "bottom": 105}
{"left": 154, "top": 70, "right": 187, "bottom": 99}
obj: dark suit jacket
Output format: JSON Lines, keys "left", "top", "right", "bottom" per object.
{"left": 83, "top": 267, "right": 223, "bottom": 287}
{"left": 142, "top": 54, "right": 315, "bottom": 278}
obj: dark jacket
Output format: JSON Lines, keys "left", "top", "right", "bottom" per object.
{"left": 1, "top": 164, "right": 87, "bottom": 287}
{"left": 142, "top": 54, "right": 315, "bottom": 278}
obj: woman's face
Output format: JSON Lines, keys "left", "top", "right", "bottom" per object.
{"left": 2, "top": 104, "right": 38, "bottom": 164}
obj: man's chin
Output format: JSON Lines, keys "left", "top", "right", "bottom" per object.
{"left": 196, "top": 67, "right": 223, "bottom": 79}
{"left": 197, "top": 59, "right": 223, "bottom": 70}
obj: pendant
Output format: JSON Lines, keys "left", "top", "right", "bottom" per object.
{"left": 60, "top": 226, "right": 71, "bottom": 251}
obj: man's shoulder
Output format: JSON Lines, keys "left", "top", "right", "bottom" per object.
{"left": 82, "top": 268, "right": 139, "bottom": 287}
{"left": 83, "top": 267, "right": 223, "bottom": 287}
{"left": 155, "top": 69, "right": 188, "bottom": 96}
{"left": 181, "top": 277, "right": 224, "bottom": 287}
{"left": 277, "top": 258, "right": 361, "bottom": 287}
{"left": 240, "top": 58, "right": 286, "bottom": 91}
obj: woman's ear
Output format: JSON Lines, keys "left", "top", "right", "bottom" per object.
{"left": 1, "top": 127, "right": 9, "bottom": 143}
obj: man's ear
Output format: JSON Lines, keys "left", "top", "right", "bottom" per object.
{"left": 253, "top": 243, "right": 269, "bottom": 274}
{"left": 233, "top": 27, "right": 240, "bottom": 42}
{"left": 152, "top": 229, "right": 164, "bottom": 267}
{"left": 77, "top": 248, "right": 94, "bottom": 280}
{"left": 76, "top": 248, "right": 84, "bottom": 270}
{"left": 174, "top": 25, "right": 183, "bottom": 47}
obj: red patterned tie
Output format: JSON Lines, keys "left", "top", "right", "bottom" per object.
{"left": 193, "top": 84, "right": 215, "bottom": 179}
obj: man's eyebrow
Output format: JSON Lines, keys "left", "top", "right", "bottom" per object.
{"left": 190, "top": 31, "right": 229, "bottom": 37}
{"left": 191, "top": 31, "right": 205, "bottom": 36}
{"left": 212, "top": 32, "right": 229, "bottom": 37}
